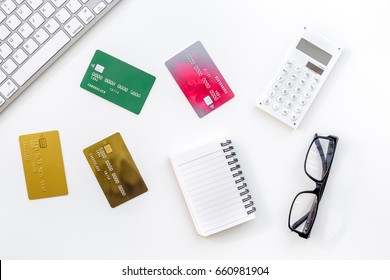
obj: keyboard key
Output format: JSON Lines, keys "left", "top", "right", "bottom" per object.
{"left": 15, "top": 0, "right": 24, "bottom": 4}
{"left": 2, "top": 58, "right": 17, "bottom": 74}
{"left": 27, "top": 0, "right": 43, "bottom": 10}
{"left": 64, "top": 18, "right": 83, "bottom": 37}
{"left": 105, "top": 0, "right": 113, "bottom": 3}
{"left": 78, "top": 7, "right": 94, "bottom": 24}
{"left": 12, "top": 30, "right": 70, "bottom": 86}
{"left": 51, "top": 0, "right": 67, "bottom": 8}
{"left": 0, "top": 24, "right": 10, "bottom": 40}
{"left": 18, "top": 22, "right": 34, "bottom": 38}
{"left": 55, "top": 8, "right": 71, "bottom": 24}
{"left": 29, "top": 12, "right": 45, "bottom": 28}
{"left": 1, "top": 1, "right": 17, "bottom": 15}
{"left": 0, "top": 43, "right": 12, "bottom": 59}
{"left": 40, "top": 2, "right": 56, "bottom": 18}
{"left": 6, "top": 14, "right": 21, "bottom": 30}
{"left": 12, "top": 49, "right": 28, "bottom": 64}
{"left": 0, "top": 96, "right": 5, "bottom": 107}
{"left": 34, "top": 28, "right": 49, "bottom": 44}
{"left": 0, "top": 70, "right": 6, "bottom": 83}
{"left": 8, "top": 33, "right": 23, "bottom": 48}
{"left": 66, "top": 0, "right": 82, "bottom": 13}
{"left": 0, "top": 79, "right": 18, "bottom": 98}
{"left": 23, "top": 38, "right": 39, "bottom": 54}
{"left": 17, "top": 4, "right": 32, "bottom": 20}
{"left": 94, "top": 2, "right": 106, "bottom": 14}
{"left": 0, "top": 11, "right": 6, "bottom": 23}
{"left": 44, "top": 18, "right": 60, "bottom": 34}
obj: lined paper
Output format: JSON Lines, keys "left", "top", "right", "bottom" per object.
{"left": 170, "top": 137, "right": 255, "bottom": 236}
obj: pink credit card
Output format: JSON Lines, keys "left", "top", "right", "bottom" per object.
{"left": 165, "top": 41, "right": 235, "bottom": 118}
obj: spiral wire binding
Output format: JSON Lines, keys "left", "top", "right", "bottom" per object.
{"left": 220, "top": 140, "right": 256, "bottom": 215}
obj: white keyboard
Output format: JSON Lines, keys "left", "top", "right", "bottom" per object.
{"left": 0, "top": 0, "right": 121, "bottom": 113}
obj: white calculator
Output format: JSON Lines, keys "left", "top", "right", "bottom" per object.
{"left": 256, "top": 27, "right": 343, "bottom": 128}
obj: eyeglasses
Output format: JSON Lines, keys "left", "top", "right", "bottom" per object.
{"left": 288, "top": 134, "right": 339, "bottom": 239}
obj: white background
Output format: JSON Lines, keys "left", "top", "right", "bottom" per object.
{"left": 0, "top": 0, "right": 389, "bottom": 259}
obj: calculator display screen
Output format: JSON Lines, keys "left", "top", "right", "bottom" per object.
{"left": 296, "top": 38, "right": 332, "bottom": 66}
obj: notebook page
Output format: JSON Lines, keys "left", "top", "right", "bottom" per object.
{"left": 170, "top": 137, "right": 255, "bottom": 236}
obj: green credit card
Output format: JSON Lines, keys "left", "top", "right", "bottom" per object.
{"left": 80, "top": 50, "right": 156, "bottom": 114}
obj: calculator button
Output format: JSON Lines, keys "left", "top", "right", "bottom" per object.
{"left": 268, "top": 90, "right": 275, "bottom": 97}
{"left": 299, "top": 99, "right": 306, "bottom": 106}
{"left": 290, "top": 73, "right": 297, "bottom": 80}
{"left": 276, "top": 75, "right": 284, "bottom": 82}
{"left": 286, "top": 60, "right": 293, "bottom": 67}
{"left": 291, "top": 114, "right": 298, "bottom": 121}
{"left": 294, "top": 65, "right": 302, "bottom": 72}
{"left": 281, "top": 88, "right": 288, "bottom": 95}
{"left": 308, "top": 84, "right": 316, "bottom": 91}
{"left": 304, "top": 92, "right": 311, "bottom": 98}
{"left": 299, "top": 79, "right": 306, "bottom": 85}
{"left": 285, "top": 80, "right": 293, "bottom": 88}
{"left": 304, "top": 71, "right": 311, "bottom": 78}
{"left": 295, "top": 86, "right": 302, "bottom": 93}
{"left": 290, "top": 93, "right": 297, "bottom": 100}
{"left": 313, "top": 75, "right": 320, "bottom": 83}
{"left": 285, "top": 101, "right": 293, "bottom": 108}
{"left": 281, "top": 108, "right": 289, "bottom": 116}
{"left": 281, "top": 68, "right": 289, "bottom": 75}
{"left": 295, "top": 106, "right": 302, "bottom": 113}
{"left": 272, "top": 103, "right": 280, "bottom": 110}
{"left": 263, "top": 98, "right": 271, "bottom": 105}
{"left": 272, "top": 83, "right": 280, "bottom": 90}
{"left": 276, "top": 96, "right": 284, "bottom": 103}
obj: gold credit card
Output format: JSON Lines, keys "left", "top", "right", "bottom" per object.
{"left": 83, "top": 132, "right": 148, "bottom": 208}
{"left": 19, "top": 130, "right": 68, "bottom": 200}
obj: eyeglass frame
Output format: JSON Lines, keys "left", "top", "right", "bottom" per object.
{"left": 288, "top": 133, "right": 339, "bottom": 239}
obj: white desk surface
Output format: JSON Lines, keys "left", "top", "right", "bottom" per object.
{"left": 1, "top": 0, "right": 389, "bottom": 259}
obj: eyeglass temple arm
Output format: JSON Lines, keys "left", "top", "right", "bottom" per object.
{"left": 314, "top": 137, "right": 336, "bottom": 179}
{"left": 291, "top": 212, "right": 309, "bottom": 230}
{"left": 317, "top": 140, "right": 336, "bottom": 199}
{"left": 314, "top": 138, "right": 327, "bottom": 177}
{"left": 303, "top": 199, "right": 318, "bottom": 234}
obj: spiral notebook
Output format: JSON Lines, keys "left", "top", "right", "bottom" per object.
{"left": 170, "top": 137, "right": 256, "bottom": 236}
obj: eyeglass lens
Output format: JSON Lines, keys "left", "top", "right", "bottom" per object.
{"left": 305, "top": 138, "right": 335, "bottom": 181}
{"left": 290, "top": 192, "right": 318, "bottom": 234}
